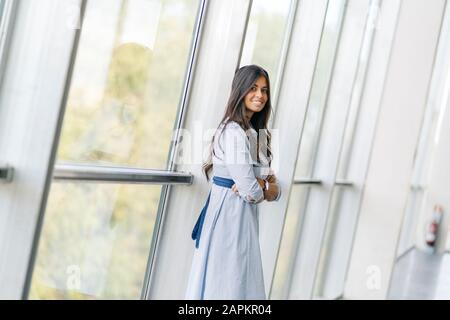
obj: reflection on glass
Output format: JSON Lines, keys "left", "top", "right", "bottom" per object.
{"left": 271, "top": 0, "right": 347, "bottom": 299}
{"left": 312, "top": 0, "right": 380, "bottom": 299}
{"left": 397, "top": 189, "right": 425, "bottom": 256}
{"left": 0, "top": 0, "right": 8, "bottom": 62}
{"left": 30, "top": 0, "right": 201, "bottom": 299}
{"left": 270, "top": 185, "right": 310, "bottom": 299}
{"left": 336, "top": 0, "right": 380, "bottom": 180}
{"left": 29, "top": 183, "right": 162, "bottom": 299}
{"left": 293, "top": 0, "right": 347, "bottom": 178}
{"left": 240, "top": 0, "right": 292, "bottom": 91}
{"left": 0, "top": 1, "right": 5, "bottom": 19}
{"left": 57, "top": 0, "right": 199, "bottom": 169}
{"left": 397, "top": 1, "right": 450, "bottom": 258}
{"left": 313, "top": 185, "right": 344, "bottom": 298}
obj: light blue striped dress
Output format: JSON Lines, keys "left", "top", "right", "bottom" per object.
{"left": 185, "top": 121, "right": 281, "bottom": 300}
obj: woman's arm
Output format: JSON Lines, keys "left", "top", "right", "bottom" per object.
{"left": 223, "top": 124, "right": 264, "bottom": 204}
{"left": 232, "top": 177, "right": 280, "bottom": 202}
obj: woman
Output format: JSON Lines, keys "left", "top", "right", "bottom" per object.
{"left": 186, "top": 65, "right": 281, "bottom": 300}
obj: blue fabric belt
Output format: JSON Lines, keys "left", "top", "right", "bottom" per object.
{"left": 191, "top": 176, "right": 235, "bottom": 248}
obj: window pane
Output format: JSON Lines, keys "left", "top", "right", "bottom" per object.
{"left": 0, "top": 1, "right": 5, "bottom": 18}
{"left": 313, "top": 185, "right": 345, "bottom": 298}
{"left": 57, "top": 0, "right": 200, "bottom": 169}
{"left": 270, "top": 185, "right": 310, "bottom": 299}
{"left": 0, "top": 0, "right": 9, "bottom": 70}
{"left": 397, "top": 189, "right": 425, "bottom": 256}
{"left": 29, "top": 182, "right": 162, "bottom": 299}
{"left": 396, "top": 0, "right": 450, "bottom": 258}
{"left": 271, "top": 0, "right": 347, "bottom": 299}
{"left": 293, "top": 0, "right": 346, "bottom": 178}
{"left": 240, "top": 0, "right": 292, "bottom": 91}
{"left": 336, "top": 0, "right": 379, "bottom": 180}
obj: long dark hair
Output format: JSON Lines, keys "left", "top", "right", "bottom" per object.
{"left": 202, "top": 64, "right": 273, "bottom": 180}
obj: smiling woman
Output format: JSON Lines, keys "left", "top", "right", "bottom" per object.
{"left": 186, "top": 65, "right": 281, "bottom": 300}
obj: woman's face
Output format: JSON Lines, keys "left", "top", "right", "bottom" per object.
{"left": 244, "top": 75, "right": 268, "bottom": 117}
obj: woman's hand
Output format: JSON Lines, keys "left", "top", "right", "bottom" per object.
{"left": 265, "top": 174, "right": 277, "bottom": 183}
{"left": 263, "top": 183, "right": 280, "bottom": 201}
{"left": 257, "top": 177, "right": 266, "bottom": 188}
{"left": 232, "top": 178, "right": 265, "bottom": 196}
{"left": 263, "top": 173, "right": 279, "bottom": 201}
{"left": 231, "top": 184, "right": 239, "bottom": 196}
{"left": 232, "top": 177, "right": 279, "bottom": 201}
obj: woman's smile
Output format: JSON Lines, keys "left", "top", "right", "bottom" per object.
{"left": 251, "top": 99, "right": 264, "bottom": 105}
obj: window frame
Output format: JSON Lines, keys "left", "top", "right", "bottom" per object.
{"left": 23, "top": 0, "right": 207, "bottom": 299}
{"left": 0, "top": 0, "right": 18, "bottom": 86}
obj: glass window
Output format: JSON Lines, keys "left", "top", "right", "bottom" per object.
{"left": 312, "top": 0, "right": 380, "bottom": 299}
{"left": 0, "top": 1, "right": 5, "bottom": 18}
{"left": 29, "top": 0, "right": 201, "bottom": 299}
{"left": 0, "top": 0, "right": 13, "bottom": 83}
{"left": 271, "top": 0, "right": 346, "bottom": 299}
{"left": 293, "top": 0, "right": 346, "bottom": 179}
{"left": 270, "top": 185, "right": 310, "bottom": 299}
{"left": 270, "top": 0, "right": 379, "bottom": 299}
{"left": 240, "top": 0, "right": 293, "bottom": 94}
{"left": 396, "top": 1, "right": 450, "bottom": 257}
{"left": 56, "top": 0, "right": 199, "bottom": 169}
{"left": 30, "top": 183, "right": 162, "bottom": 299}
{"left": 312, "top": 185, "right": 346, "bottom": 298}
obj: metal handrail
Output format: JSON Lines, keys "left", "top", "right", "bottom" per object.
{"left": 293, "top": 178, "right": 354, "bottom": 187}
{"left": 335, "top": 179, "right": 354, "bottom": 187}
{"left": 0, "top": 166, "right": 14, "bottom": 183}
{"left": 293, "top": 178, "right": 323, "bottom": 185}
{"left": 53, "top": 163, "right": 193, "bottom": 185}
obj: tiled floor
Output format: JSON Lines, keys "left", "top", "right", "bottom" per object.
{"left": 388, "top": 248, "right": 450, "bottom": 299}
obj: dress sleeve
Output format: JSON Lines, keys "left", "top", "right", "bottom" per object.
{"left": 222, "top": 123, "right": 264, "bottom": 204}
